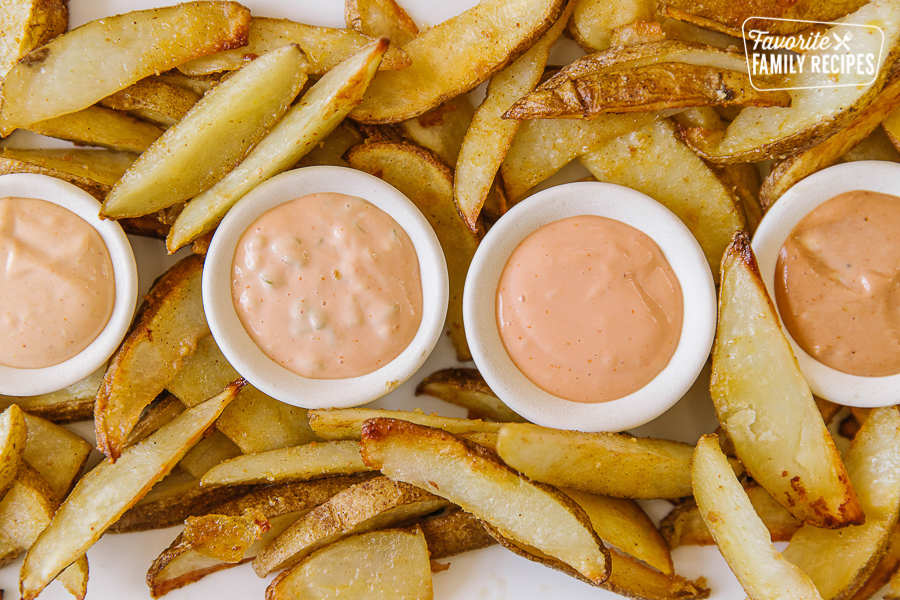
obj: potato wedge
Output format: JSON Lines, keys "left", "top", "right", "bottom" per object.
{"left": 147, "top": 475, "right": 372, "bottom": 597}
{"left": 126, "top": 394, "right": 186, "bottom": 447}
{"left": 349, "top": 0, "right": 566, "bottom": 123}
{"left": 20, "top": 382, "right": 242, "bottom": 599}
{"left": 454, "top": 2, "right": 570, "bottom": 231}
{"left": 254, "top": 476, "right": 448, "bottom": 575}
{"left": 179, "top": 430, "right": 242, "bottom": 479}
{"left": 660, "top": 479, "right": 802, "bottom": 548}
{"left": 712, "top": 232, "right": 862, "bottom": 528}
{"left": 183, "top": 509, "right": 270, "bottom": 563}
{"left": 841, "top": 126, "right": 900, "bottom": 163}
{"left": 608, "top": 19, "right": 667, "bottom": 47}
{"left": 293, "top": 121, "right": 363, "bottom": 169}
{"left": 101, "top": 44, "right": 307, "bottom": 219}
{"left": 360, "top": 419, "right": 611, "bottom": 584}
{"left": 178, "top": 16, "right": 409, "bottom": 76}
{"left": 0, "top": 0, "right": 67, "bottom": 77}
{"left": 308, "top": 408, "right": 501, "bottom": 441}
{"left": 563, "top": 488, "right": 673, "bottom": 575}
{"left": 781, "top": 407, "right": 900, "bottom": 600}
{"left": 266, "top": 528, "right": 433, "bottom": 600}
{"left": 693, "top": 434, "right": 823, "bottom": 600}
{"left": 567, "top": 0, "right": 653, "bottom": 52}
{"left": 22, "top": 414, "right": 91, "bottom": 500}
{"left": 98, "top": 77, "right": 201, "bottom": 129}
{"left": 345, "top": 0, "right": 418, "bottom": 46}
{"left": 0, "top": 365, "right": 102, "bottom": 423}
{"left": 415, "top": 368, "right": 526, "bottom": 423}
{"left": 398, "top": 95, "right": 475, "bottom": 167}
{"left": 95, "top": 255, "right": 208, "bottom": 462}
{"left": 0, "top": 148, "right": 134, "bottom": 188}
{"left": 155, "top": 70, "right": 223, "bottom": 96}
{"left": 850, "top": 525, "right": 900, "bottom": 600}
{"left": 344, "top": 140, "right": 478, "bottom": 360}
{"left": 23, "top": 106, "right": 163, "bottom": 154}
{"left": 761, "top": 66, "right": 900, "bottom": 208}
{"left": 0, "top": 405, "right": 27, "bottom": 500}
{"left": 201, "top": 440, "right": 372, "bottom": 487}
{"left": 580, "top": 118, "right": 745, "bottom": 277}
{"left": 0, "top": 1, "right": 251, "bottom": 135}
{"left": 497, "top": 423, "right": 715, "bottom": 499}
{"left": 418, "top": 508, "right": 496, "bottom": 560}
{"left": 681, "top": 0, "right": 900, "bottom": 163}
{"left": 168, "top": 38, "right": 387, "bottom": 252}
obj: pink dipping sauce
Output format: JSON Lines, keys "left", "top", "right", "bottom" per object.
{"left": 0, "top": 197, "right": 115, "bottom": 369}
{"left": 496, "top": 215, "right": 683, "bottom": 403}
{"left": 231, "top": 193, "right": 423, "bottom": 379}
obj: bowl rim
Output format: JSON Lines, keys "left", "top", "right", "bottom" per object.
{"left": 203, "top": 165, "right": 449, "bottom": 409}
{"left": 752, "top": 160, "right": 900, "bottom": 407}
{"left": 463, "top": 181, "right": 717, "bottom": 432}
{"left": 0, "top": 173, "right": 138, "bottom": 396}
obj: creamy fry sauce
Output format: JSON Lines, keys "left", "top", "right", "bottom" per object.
{"left": 775, "top": 190, "right": 900, "bottom": 377}
{"left": 231, "top": 193, "right": 422, "bottom": 379}
{"left": 496, "top": 215, "right": 683, "bottom": 403}
{"left": 0, "top": 197, "right": 115, "bottom": 369}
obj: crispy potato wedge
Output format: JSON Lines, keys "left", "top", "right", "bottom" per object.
{"left": 0, "top": 0, "right": 67, "bottom": 78}
{"left": 20, "top": 382, "right": 242, "bottom": 599}
{"left": 0, "top": 406, "right": 27, "bottom": 499}
{"left": 308, "top": 408, "right": 501, "bottom": 441}
{"left": 781, "top": 407, "right": 900, "bottom": 600}
{"left": 254, "top": 476, "right": 448, "bottom": 575}
{"left": 681, "top": 0, "right": 900, "bottom": 163}
{"left": 850, "top": 525, "right": 900, "bottom": 600}
{"left": 183, "top": 509, "right": 270, "bottom": 563}
{"left": 23, "top": 106, "right": 163, "bottom": 153}
{"left": 155, "top": 70, "right": 223, "bottom": 96}
{"left": 580, "top": 118, "right": 745, "bottom": 277}
{"left": 201, "top": 440, "right": 372, "bottom": 487}
{"left": 350, "top": 0, "right": 566, "bottom": 123}
{"left": 884, "top": 104, "right": 900, "bottom": 151}
{"left": 178, "top": 16, "right": 409, "bottom": 76}
{"left": 360, "top": 419, "right": 611, "bottom": 584}
{"left": 98, "top": 77, "right": 201, "bottom": 129}
{"left": 293, "top": 121, "right": 363, "bottom": 169}
{"left": 0, "top": 148, "right": 134, "bottom": 187}
{"left": 841, "top": 126, "right": 900, "bottom": 163}
{"left": 0, "top": 365, "right": 103, "bottom": 423}
{"left": 0, "top": 1, "right": 251, "bottom": 135}
{"left": 693, "top": 435, "right": 823, "bottom": 600}
{"left": 345, "top": 0, "right": 418, "bottom": 46}
{"left": 126, "top": 394, "right": 186, "bottom": 447}
{"left": 608, "top": 19, "right": 667, "bottom": 47}
{"left": 147, "top": 476, "right": 372, "bottom": 597}
{"left": 344, "top": 140, "right": 478, "bottom": 360}
{"left": 398, "top": 95, "right": 475, "bottom": 167}
{"left": 761, "top": 66, "right": 900, "bottom": 208}
{"left": 95, "top": 255, "right": 208, "bottom": 462}
{"left": 22, "top": 414, "right": 91, "bottom": 499}
{"left": 567, "top": 0, "right": 653, "bottom": 52}
{"left": 712, "top": 232, "right": 862, "bottom": 528}
{"left": 102, "top": 44, "right": 307, "bottom": 219}
{"left": 179, "top": 430, "right": 242, "bottom": 479}
{"left": 563, "top": 488, "right": 673, "bottom": 575}
{"left": 266, "top": 528, "right": 433, "bottom": 600}
{"left": 168, "top": 38, "right": 387, "bottom": 252}
{"left": 497, "top": 423, "right": 716, "bottom": 499}
{"left": 418, "top": 508, "right": 496, "bottom": 559}
{"left": 415, "top": 368, "right": 526, "bottom": 423}
{"left": 660, "top": 479, "right": 802, "bottom": 548}
{"left": 500, "top": 110, "right": 665, "bottom": 201}
{"left": 454, "top": 2, "right": 570, "bottom": 231}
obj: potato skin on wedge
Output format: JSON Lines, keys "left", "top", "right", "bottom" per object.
{"left": 360, "top": 418, "right": 611, "bottom": 585}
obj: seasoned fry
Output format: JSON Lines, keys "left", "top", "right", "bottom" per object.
{"left": 308, "top": 408, "right": 501, "bottom": 441}
{"left": 293, "top": 121, "right": 363, "bottom": 169}
{"left": 0, "top": 0, "right": 68, "bottom": 77}
{"left": 345, "top": 141, "right": 478, "bottom": 360}
{"left": 345, "top": 0, "right": 418, "bottom": 46}
{"left": 712, "top": 233, "right": 862, "bottom": 528}
{"left": 0, "top": 148, "right": 134, "bottom": 190}
{"left": 0, "top": 406, "right": 26, "bottom": 499}
{"left": 182, "top": 509, "right": 270, "bottom": 563}
{"left": 418, "top": 509, "right": 497, "bottom": 560}
{"left": 126, "top": 394, "right": 186, "bottom": 447}
{"left": 95, "top": 255, "right": 208, "bottom": 462}
{"left": 693, "top": 435, "right": 822, "bottom": 600}
{"left": 179, "top": 430, "right": 242, "bottom": 479}
{"left": 840, "top": 126, "right": 900, "bottom": 163}
{"left": 454, "top": 1, "right": 570, "bottom": 231}
{"left": 177, "top": 16, "right": 409, "bottom": 76}
{"left": 850, "top": 525, "right": 900, "bottom": 600}
{"left": 23, "top": 106, "right": 163, "bottom": 154}
{"left": 398, "top": 96, "right": 475, "bottom": 167}
{"left": 20, "top": 382, "right": 243, "bottom": 599}
{"left": 0, "top": 1, "right": 251, "bottom": 134}
{"left": 22, "top": 414, "right": 91, "bottom": 499}
{"left": 98, "top": 77, "right": 201, "bottom": 129}
{"left": 567, "top": 0, "right": 653, "bottom": 52}
{"left": 415, "top": 368, "right": 526, "bottom": 422}
{"left": 168, "top": 38, "right": 387, "bottom": 252}
{"left": 350, "top": 0, "right": 567, "bottom": 123}
{"left": 101, "top": 44, "right": 308, "bottom": 219}
{"left": 201, "top": 440, "right": 372, "bottom": 487}
{"left": 360, "top": 419, "right": 611, "bottom": 584}
{"left": 253, "top": 476, "right": 449, "bottom": 575}
{"left": 265, "top": 529, "right": 433, "bottom": 600}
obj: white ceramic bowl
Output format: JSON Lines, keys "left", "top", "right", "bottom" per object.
{"left": 204, "top": 166, "right": 449, "bottom": 409}
{"left": 0, "top": 173, "right": 138, "bottom": 396}
{"left": 464, "top": 182, "right": 717, "bottom": 432}
{"left": 752, "top": 160, "right": 900, "bottom": 407}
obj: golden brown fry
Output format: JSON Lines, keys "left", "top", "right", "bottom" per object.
{"left": 0, "top": 0, "right": 68, "bottom": 77}
{"left": 126, "top": 394, "right": 186, "bottom": 447}
{"left": 182, "top": 509, "right": 270, "bottom": 563}
{"left": 23, "top": 106, "right": 163, "bottom": 154}
{"left": 567, "top": 0, "right": 653, "bottom": 52}
{"left": 308, "top": 408, "right": 501, "bottom": 441}
{"left": 0, "top": 148, "right": 135, "bottom": 194}
{"left": 0, "top": 406, "right": 27, "bottom": 499}
{"left": 609, "top": 19, "right": 667, "bottom": 47}
{"left": 345, "top": 141, "right": 478, "bottom": 360}
{"left": 415, "top": 368, "right": 526, "bottom": 422}
{"left": 345, "top": 0, "right": 418, "bottom": 46}
{"left": 418, "top": 509, "right": 497, "bottom": 560}
{"left": 98, "top": 77, "right": 200, "bottom": 129}
{"left": 95, "top": 255, "right": 208, "bottom": 462}
{"left": 398, "top": 95, "right": 475, "bottom": 167}
{"left": 179, "top": 431, "right": 242, "bottom": 480}
{"left": 849, "top": 525, "right": 900, "bottom": 600}
{"left": 0, "top": 365, "right": 102, "bottom": 423}
{"left": 22, "top": 414, "right": 91, "bottom": 499}
{"left": 293, "top": 121, "right": 363, "bottom": 169}
{"left": 841, "top": 126, "right": 900, "bottom": 163}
